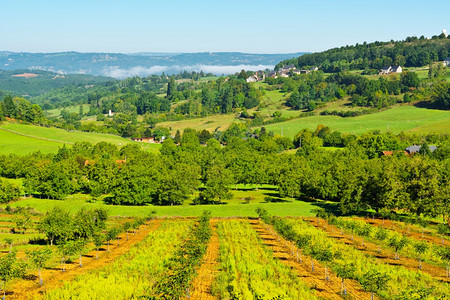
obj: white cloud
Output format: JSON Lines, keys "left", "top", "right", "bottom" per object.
{"left": 102, "top": 64, "right": 274, "bottom": 78}
{"left": 102, "top": 65, "right": 170, "bottom": 78}
{"left": 180, "top": 64, "right": 274, "bottom": 75}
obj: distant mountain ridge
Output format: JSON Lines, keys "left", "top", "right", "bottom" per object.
{"left": 0, "top": 51, "right": 306, "bottom": 78}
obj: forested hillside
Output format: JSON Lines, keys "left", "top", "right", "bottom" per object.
{"left": 276, "top": 35, "right": 450, "bottom": 73}
{"left": 0, "top": 69, "right": 114, "bottom": 97}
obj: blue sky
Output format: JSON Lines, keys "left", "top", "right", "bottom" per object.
{"left": 1, "top": 0, "right": 449, "bottom": 53}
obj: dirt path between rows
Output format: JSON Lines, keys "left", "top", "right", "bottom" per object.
{"left": 7, "top": 219, "right": 163, "bottom": 300}
{"left": 357, "top": 217, "right": 450, "bottom": 247}
{"left": 187, "top": 219, "right": 220, "bottom": 300}
{"left": 249, "top": 219, "right": 373, "bottom": 300}
{"left": 305, "top": 218, "right": 450, "bottom": 284}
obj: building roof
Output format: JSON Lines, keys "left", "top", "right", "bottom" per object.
{"left": 444, "top": 57, "right": 450, "bottom": 61}
{"left": 381, "top": 66, "right": 392, "bottom": 71}
{"left": 405, "top": 145, "right": 437, "bottom": 153}
{"left": 282, "top": 64, "right": 295, "bottom": 70}
{"left": 381, "top": 150, "right": 409, "bottom": 156}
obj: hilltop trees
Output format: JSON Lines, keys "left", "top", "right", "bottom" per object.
{"left": 0, "top": 95, "right": 45, "bottom": 123}
{"left": 1, "top": 96, "right": 16, "bottom": 117}
{"left": 276, "top": 37, "right": 450, "bottom": 72}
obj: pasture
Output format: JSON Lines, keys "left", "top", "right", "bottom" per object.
{"left": 0, "top": 122, "right": 162, "bottom": 154}
{"left": 1, "top": 185, "right": 322, "bottom": 218}
{"left": 260, "top": 105, "right": 450, "bottom": 138}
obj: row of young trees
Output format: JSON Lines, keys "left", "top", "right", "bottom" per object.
{"left": 0, "top": 206, "right": 150, "bottom": 292}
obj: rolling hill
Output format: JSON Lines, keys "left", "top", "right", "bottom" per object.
{"left": 0, "top": 51, "right": 306, "bottom": 78}
{"left": 0, "top": 122, "right": 161, "bottom": 155}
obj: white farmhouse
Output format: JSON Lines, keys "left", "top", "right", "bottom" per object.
{"left": 444, "top": 57, "right": 450, "bottom": 67}
{"left": 391, "top": 65, "right": 402, "bottom": 73}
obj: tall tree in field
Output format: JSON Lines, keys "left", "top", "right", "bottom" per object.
{"left": 311, "top": 245, "right": 333, "bottom": 281}
{"left": 93, "top": 233, "right": 105, "bottom": 259}
{"left": 388, "top": 236, "right": 409, "bottom": 260}
{"left": 403, "top": 157, "right": 443, "bottom": 217}
{"left": 413, "top": 241, "right": 428, "bottom": 269}
{"left": 38, "top": 207, "right": 73, "bottom": 245}
{"left": 334, "top": 262, "right": 356, "bottom": 296}
{"left": 0, "top": 95, "right": 16, "bottom": 118}
{"left": 0, "top": 250, "right": 26, "bottom": 298}
{"left": 57, "top": 241, "right": 77, "bottom": 272}
{"left": 106, "top": 227, "right": 120, "bottom": 252}
{"left": 27, "top": 248, "right": 52, "bottom": 285}
{"left": 361, "top": 269, "right": 390, "bottom": 300}
{"left": 166, "top": 77, "right": 176, "bottom": 99}
{"left": 200, "top": 163, "right": 234, "bottom": 204}
{"left": 155, "top": 163, "right": 199, "bottom": 205}
{"left": 437, "top": 247, "right": 450, "bottom": 278}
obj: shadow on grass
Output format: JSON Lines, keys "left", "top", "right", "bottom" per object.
{"left": 234, "top": 186, "right": 278, "bottom": 192}
{"left": 28, "top": 238, "right": 47, "bottom": 245}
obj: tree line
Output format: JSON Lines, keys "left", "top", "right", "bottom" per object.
{"left": 276, "top": 35, "right": 450, "bottom": 73}
{"left": 0, "top": 126, "right": 448, "bottom": 223}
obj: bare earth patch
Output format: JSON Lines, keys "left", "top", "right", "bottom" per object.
{"left": 187, "top": 219, "right": 220, "bottom": 299}
{"left": 11, "top": 73, "right": 39, "bottom": 79}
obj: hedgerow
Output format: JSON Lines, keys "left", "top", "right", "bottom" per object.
{"left": 150, "top": 211, "right": 212, "bottom": 299}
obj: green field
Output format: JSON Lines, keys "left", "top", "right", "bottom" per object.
{"left": 0, "top": 129, "right": 65, "bottom": 154}
{"left": 260, "top": 105, "right": 450, "bottom": 138}
{"left": 44, "top": 104, "right": 90, "bottom": 118}
{"left": 1, "top": 185, "right": 324, "bottom": 218}
{"left": 0, "top": 122, "right": 162, "bottom": 154}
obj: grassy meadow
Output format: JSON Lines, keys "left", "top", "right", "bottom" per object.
{"left": 1, "top": 185, "right": 324, "bottom": 218}
{"left": 44, "top": 104, "right": 91, "bottom": 118}
{"left": 260, "top": 105, "right": 450, "bottom": 138}
{"left": 0, "top": 122, "right": 162, "bottom": 155}
{"left": 0, "top": 129, "right": 65, "bottom": 155}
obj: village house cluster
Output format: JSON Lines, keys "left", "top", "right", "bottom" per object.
{"left": 246, "top": 65, "right": 319, "bottom": 82}
{"left": 381, "top": 145, "right": 437, "bottom": 157}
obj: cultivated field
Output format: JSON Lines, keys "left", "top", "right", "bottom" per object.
{"left": 1, "top": 210, "right": 448, "bottom": 300}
